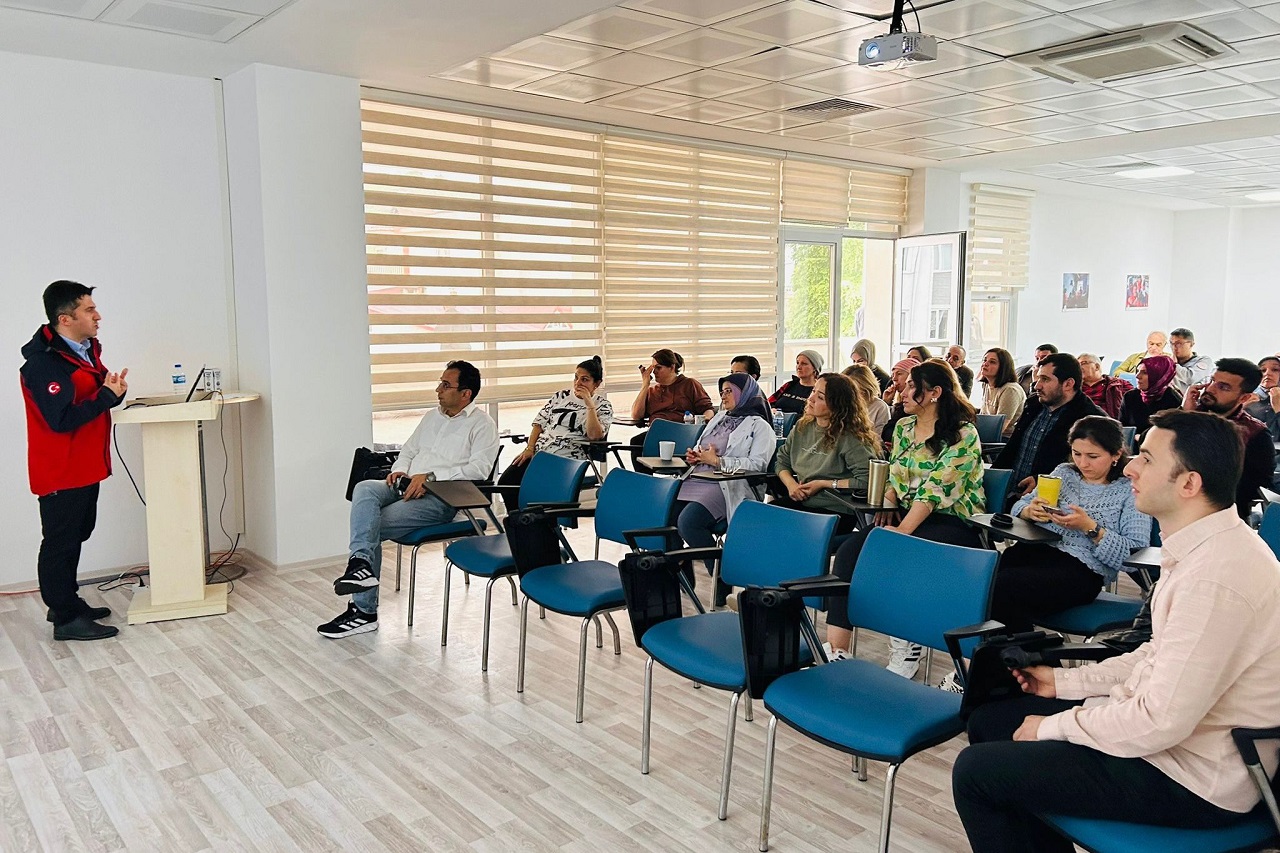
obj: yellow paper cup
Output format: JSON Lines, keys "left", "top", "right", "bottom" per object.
{"left": 1036, "top": 475, "right": 1062, "bottom": 506}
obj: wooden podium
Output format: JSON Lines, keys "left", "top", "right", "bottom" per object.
{"left": 113, "top": 392, "right": 259, "bottom": 624}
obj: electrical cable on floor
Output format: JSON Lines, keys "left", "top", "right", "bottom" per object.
{"left": 114, "top": 424, "right": 146, "bottom": 506}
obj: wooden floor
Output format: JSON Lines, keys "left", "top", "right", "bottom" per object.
{"left": 0, "top": 525, "right": 975, "bottom": 853}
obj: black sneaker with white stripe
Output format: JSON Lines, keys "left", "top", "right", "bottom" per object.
{"left": 334, "top": 556, "right": 378, "bottom": 595}
{"left": 316, "top": 604, "right": 378, "bottom": 638}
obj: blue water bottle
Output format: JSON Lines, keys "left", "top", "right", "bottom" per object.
{"left": 682, "top": 410, "right": 694, "bottom": 425}
{"left": 772, "top": 409, "right": 784, "bottom": 437}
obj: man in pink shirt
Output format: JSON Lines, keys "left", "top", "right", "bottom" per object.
{"left": 953, "top": 409, "right": 1280, "bottom": 852}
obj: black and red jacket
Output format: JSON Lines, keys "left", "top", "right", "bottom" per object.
{"left": 20, "top": 325, "right": 121, "bottom": 497}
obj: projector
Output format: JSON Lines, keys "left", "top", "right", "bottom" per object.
{"left": 858, "top": 32, "right": 939, "bottom": 68}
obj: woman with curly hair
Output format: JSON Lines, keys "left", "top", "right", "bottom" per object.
{"left": 825, "top": 360, "right": 986, "bottom": 675}
{"left": 770, "top": 372, "right": 883, "bottom": 534}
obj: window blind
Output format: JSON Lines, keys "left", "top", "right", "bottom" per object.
{"left": 781, "top": 159, "right": 909, "bottom": 233}
{"left": 361, "top": 101, "right": 604, "bottom": 409}
{"left": 967, "top": 183, "right": 1033, "bottom": 291}
{"left": 601, "top": 137, "right": 781, "bottom": 386}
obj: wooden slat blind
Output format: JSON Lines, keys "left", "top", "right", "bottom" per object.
{"left": 601, "top": 137, "right": 781, "bottom": 385}
{"left": 968, "top": 183, "right": 1033, "bottom": 290}
{"left": 362, "top": 101, "right": 604, "bottom": 409}
{"left": 781, "top": 160, "right": 909, "bottom": 233}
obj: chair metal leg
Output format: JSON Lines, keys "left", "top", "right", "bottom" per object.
{"left": 710, "top": 557, "right": 722, "bottom": 611}
{"left": 924, "top": 647, "right": 933, "bottom": 683}
{"left": 759, "top": 715, "right": 778, "bottom": 852}
{"left": 718, "top": 691, "right": 742, "bottom": 821}
{"left": 539, "top": 605, "right": 546, "bottom": 620}
{"left": 517, "top": 596, "right": 530, "bottom": 693}
{"left": 744, "top": 694, "right": 753, "bottom": 722}
{"left": 593, "top": 614, "right": 603, "bottom": 649}
{"left": 857, "top": 755, "right": 868, "bottom": 782}
{"left": 604, "top": 612, "right": 621, "bottom": 654}
{"left": 878, "top": 764, "right": 901, "bottom": 853}
{"left": 851, "top": 626, "right": 859, "bottom": 657}
{"left": 481, "top": 577, "right": 497, "bottom": 672}
{"left": 395, "top": 544, "right": 402, "bottom": 592}
{"left": 576, "top": 617, "right": 590, "bottom": 723}
{"left": 641, "top": 655, "right": 654, "bottom": 774}
{"left": 440, "top": 559, "right": 452, "bottom": 644}
{"left": 506, "top": 575, "right": 518, "bottom": 605}
{"left": 407, "top": 545, "right": 420, "bottom": 627}
{"left": 463, "top": 571, "right": 470, "bottom": 587}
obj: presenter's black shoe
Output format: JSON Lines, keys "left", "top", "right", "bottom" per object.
{"left": 46, "top": 605, "right": 111, "bottom": 623}
{"left": 53, "top": 616, "right": 120, "bottom": 642}
{"left": 334, "top": 557, "right": 378, "bottom": 596}
{"left": 317, "top": 604, "right": 378, "bottom": 638}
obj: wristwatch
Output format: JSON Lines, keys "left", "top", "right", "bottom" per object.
{"left": 1085, "top": 523, "right": 1102, "bottom": 541}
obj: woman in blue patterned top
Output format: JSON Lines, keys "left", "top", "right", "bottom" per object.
{"left": 993, "top": 415, "right": 1152, "bottom": 632}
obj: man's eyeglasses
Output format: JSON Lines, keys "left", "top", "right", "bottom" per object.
{"left": 436, "top": 381, "right": 459, "bottom": 391}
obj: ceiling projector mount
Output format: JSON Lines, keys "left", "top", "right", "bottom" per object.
{"left": 859, "top": 0, "right": 938, "bottom": 70}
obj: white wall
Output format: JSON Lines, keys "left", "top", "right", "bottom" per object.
{"left": 1, "top": 50, "right": 232, "bottom": 589}
{"left": 1012, "top": 192, "right": 1175, "bottom": 367}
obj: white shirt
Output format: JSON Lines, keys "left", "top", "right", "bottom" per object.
{"left": 393, "top": 403, "right": 499, "bottom": 482}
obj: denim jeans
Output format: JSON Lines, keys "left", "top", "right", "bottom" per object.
{"left": 348, "top": 479, "right": 457, "bottom": 613}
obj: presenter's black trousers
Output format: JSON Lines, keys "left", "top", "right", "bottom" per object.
{"left": 38, "top": 482, "right": 100, "bottom": 626}
{"left": 953, "top": 695, "right": 1245, "bottom": 853}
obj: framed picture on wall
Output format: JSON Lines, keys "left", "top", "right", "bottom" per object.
{"left": 1062, "top": 273, "right": 1089, "bottom": 311}
{"left": 1125, "top": 275, "right": 1150, "bottom": 310}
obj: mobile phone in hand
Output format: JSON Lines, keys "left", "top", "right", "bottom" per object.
{"left": 1044, "top": 505, "right": 1070, "bottom": 516}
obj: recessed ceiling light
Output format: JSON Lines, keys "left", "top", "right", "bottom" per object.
{"left": 1245, "top": 190, "right": 1280, "bottom": 201}
{"left": 1115, "top": 166, "right": 1194, "bottom": 179}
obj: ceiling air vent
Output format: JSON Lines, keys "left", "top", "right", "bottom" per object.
{"left": 1011, "top": 23, "right": 1235, "bottom": 84}
{"left": 786, "top": 99, "right": 879, "bottom": 120}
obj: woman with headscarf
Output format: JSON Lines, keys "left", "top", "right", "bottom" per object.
{"left": 674, "top": 372, "right": 777, "bottom": 606}
{"left": 1121, "top": 353, "right": 1180, "bottom": 438}
{"left": 769, "top": 349, "right": 824, "bottom": 413}
{"left": 850, "top": 338, "right": 892, "bottom": 393}
{"left": 881, "top": 357, "right": 921, "bottom": 443}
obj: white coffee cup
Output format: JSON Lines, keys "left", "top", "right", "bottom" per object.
{"left": 658, "top": 440, "right": 676, "bottom": 461}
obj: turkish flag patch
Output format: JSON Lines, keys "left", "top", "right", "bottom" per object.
{"left": 47, "top": 381, "right": 61, "bottom": 395}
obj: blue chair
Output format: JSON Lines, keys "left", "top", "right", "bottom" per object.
{"left": 779, "top": 411, "right": 799, "bottom": 437}
{"left": 1036, "top": 592, "right": 1143, "bottom": 639}
{"left": 516, "top": 469, "right": 680, "bottom": 722}
{"left": 1040, "top": 726, "right": 1280, "bottom": 852}
{"left": 615, "top": 419, "right": 705, "bottom": 471}
{"left": 976, "top": 413, "right": 1006, "bottom": 444}
{"left": 442, "top": 452, "right": 589, "bottom": 670}
{"left": 625, "top": 502, "right": 836, "bottom": 819}
{"left": 983, "top": 468, "right": 1012, "bottom": 513}
{"left": 1119, "top": 371, "right": 1138, "bottom": 387}
{"left": 1261, "top": 502, "right": 1280, "bottom": 559}
{"left": 1110, "top": 359, "right": 1123, "bottom": 374}
{"left": 1122, "top": 425, "right": 1137, "bottom": 453}
{"left": 754, "top": 528, "right": 1001, "bottom": 853}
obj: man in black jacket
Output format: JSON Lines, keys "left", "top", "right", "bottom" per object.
{"left": 994, "top": 353, "right": 1105, "bottom": 501}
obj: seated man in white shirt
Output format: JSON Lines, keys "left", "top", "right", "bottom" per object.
{"left": 952, "top": 409, "right": 1280, "bottom": 852}
{"left": 318, "top": 360, "right": 499, "bottom": 639}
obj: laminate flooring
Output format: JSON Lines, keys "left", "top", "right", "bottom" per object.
{"left": 1, "top": 523, "right": 980, "bottom": 852}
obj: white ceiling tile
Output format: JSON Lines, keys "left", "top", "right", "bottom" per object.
{"left": 1073, "top": 100, "right": 1177, "bottom": 122}
{"left": 975, "top": 135, "right": 1056, "bottom": 150}
{"left": 550, "top": 7, "right": 697, "bottom": 50}
{"left": 889, "top": 42, "right": 1004, "bottom": 78}
{"left": 821, "top": 128, "right": 907, "bottom": 147}
{"left": 792, "top": 24, "right": 894, "bottom": 61}
{"left": 1024, "top": 0, "right": 1112, "bottom": 10}
{"left": 641, "top": 28, "right": 773, "bottom": 64}
{"left": 984, "top": 77, "right": 1086, "bottom": 102}
{"left": 1190, "top": 7, "right": 1280, "bottom": 42}
{"left": 856, "top": 78, "right": 965, "bottom": 106}
{"left": 824, "top": 106, "right": 932, "bottom": 129}
{"left": 619, "top": 0, "right": 778, "bottom": 26}
{"left": 490, "top": 36, "right": 621, "bottom": 72}
{"left": 1221, "top": 57, "right": 1280, "bottom": 83}
{"left": 1115, "top": 70, "right": 1241, "bottom": 98}
{"left": 100, "top": 0, "right": 257, "bottom": 40}
{"left": 439, "top": 58, "right": 557, "bottom": 89}
{"left": 927, "top": 61, "right": 1044, "bottom": 91}
{"left": 864, "top": 137, "right": 955, "bottom": 154}
{"left": 787, "top": 64, "right": 897, "bottom": 95}
{"left": 957, "top": 15, "right": 1097, "bottom": 55}
{"left": 775, "top": 121, "right": 861, "bottom": 139}
{"left": 1033, "top": 123, "right": 1129, "bottom": 141}
{"left": 1194, "top": 99, "right": 1280, "bottom": 119}
{"left": 915, "top": 0, "right": 1050, "bottom": 40}
{"left": 0, "top": 0, "right": 114, "bottom": 18}
{"left": 1201, "top": 32, "right": 1280, "bottom": 68}
{"left": 714, "top": 0, "right": 868, "bottom": 45}
{"left": 718, "top": 46, "right": 843, "bottom": 80}
{"left": 917, "top": 144, "right": 989, "bottom": 160}
{"left": 720, "top": 81, "right": 831, "bottom": 109}
{"left": 516, "top": 73, "right": 635, "bottom": 103}
{"left": 573, "top": 52, "right": 701, "bottom": 85}
{"left": 651, "top": 67, "right": 764, "bottom": 96}
{"left": 1255, "top": 77, "right": 1280, "bottom": 95}
{"left": 1065, "top": 0, "right": 1239, "bottom": 30}
{"left": 657, "top": 99, "right": 762, "bottom": 121}
{"left": 1108, "top": 112, "right": 1211, "bottom": 131}
{"left": 593, "top": 87, "right": 701, "bottom": 112}
{"left": 719, "top": 111, "right": 823, "bottom": 131}
{"left": 1033, "top": 88, "right": 1136, "bottom": 112}
{"left": 964, "top": 103, "right": 1056, "bottom": 123}
{"left": 886, "top": 117, "right": 980, "bottom": 137}
{"left": 931, "top": 125, "right": 1022, "bottom": 145}
{"left": 179, "top": 0, "right": 288, "bottom": 14}
{"left": 1161, "top": 83, "right": 1273, "bottom": 110}
{"left": 906, "top": 91, "right": 1011, "bottom": 116}
{"left": 819, "top": 0, "right": 899, "bottom": 14}
{"left": 997, "top": 113, "right": 1090, "bottom": 133}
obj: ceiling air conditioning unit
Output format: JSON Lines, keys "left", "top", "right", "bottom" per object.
{"left": 1011, "top": 23, "right": 1235, "bottom": 84}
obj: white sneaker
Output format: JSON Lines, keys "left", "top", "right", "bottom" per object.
{"left": 938, "top": 671, "right": 964, "bottom": 694}
{"left": 822, "top": 642, "right": 851, "bottom": 662}
{"left": 885, "top": 638, "right": 923, "bottom": 679}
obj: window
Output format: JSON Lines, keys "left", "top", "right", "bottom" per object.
{"left": 967, "top": 183, "right": 1033, "bottom": 291}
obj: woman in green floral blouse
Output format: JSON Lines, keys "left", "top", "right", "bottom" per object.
{"left": 824, "top": 360, "right": 986, "bottom": 677}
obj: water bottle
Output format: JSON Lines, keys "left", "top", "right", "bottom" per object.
{"left": 772, "top": 409, "right": 784, "bottom": 437}
{"left": 171, "top": 364, "right": 187, "bottom": 395}
{"left": 682, "top": 410, "right": 694, "bottom": 425}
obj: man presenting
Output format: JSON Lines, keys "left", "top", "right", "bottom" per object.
{"left": 319, "top": 360, "right": 498, "bottom": 638}
{"left": 21, "top": 281, "right": 128, "bottom": 641}
{"left": 953, "top": 410, "right": 1280, "bottom": 852}
{"left": 1183, "top": 357, "right": 1276, "bottom": 518}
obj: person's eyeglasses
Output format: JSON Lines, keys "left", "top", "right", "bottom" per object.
{"left": 436, "top": 381, "right": 459, "bottom": 390}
